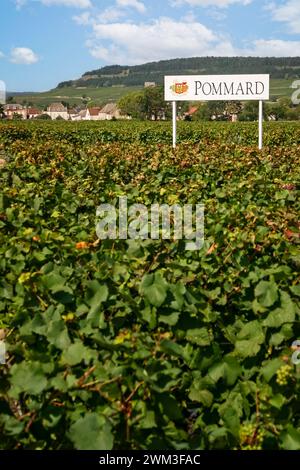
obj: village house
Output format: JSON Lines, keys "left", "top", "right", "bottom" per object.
{"left": 144, "top": 82, "right": 156, "bottom": 88}
{"left": 229, "top": 114, "right": 238, "bottom": 122}
{"left": 68, "top": 109, "right": 82, "bottom": 121}
{"left": 3, "top": 102, "right": 129, "bottom": 122}
{"left": 27, "top": 107, "right": 42, "bottom": 119}
{"left": 46, "top": 102, "right": 69, "bottom": 120}
{"left": 98, "top": 103, "right": 121, "bottom": 120}
{"left": 86, "top": 107, "right": 102, "bottom": 121}
{"left": 4, "top": 104, "right": 27, "bottom": 120}
{"left": 78, "top": 104, "right": 129, "bottom": 121}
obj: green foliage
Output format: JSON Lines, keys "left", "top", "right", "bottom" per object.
{"left": 0, "top": 120, "right": 299, "bottom": 450}
{"left": 118, "top": 86, "right": 170, "bottom": 120}
{"left": 69, "top": 413, "right": 113, "bottom": 450}
{"left": 35, "top": 113, "right": 51, "bottom": 120}
{"left": 193, "top": 101, "right": 243, "bottom": 122}
{"left": 12, "top": 113, "right": 23, "bottom": 121}
{"left": 57, "top": 57, "right": 300, "bottom": 89}
{"left": 118, "top": 90, "right": 146, "bottom": 119}
{"left": 143, "top": 86, "right": 171, "bottom": 121}
{"left": 240, "top": 102, "right": 262, "bottom": 121}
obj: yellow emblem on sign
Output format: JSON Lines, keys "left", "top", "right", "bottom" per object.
{"left": 170, "top": 81, "right": 189, "bottom": 95}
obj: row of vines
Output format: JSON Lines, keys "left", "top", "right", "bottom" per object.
{"left": 0, "top": 121, "right": 299, "bottom": 450}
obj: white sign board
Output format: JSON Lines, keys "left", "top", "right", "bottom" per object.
{"left": 165, "top": 74, "right": 270, "bottom": 150}
{"left": 164, "top": 74, "right": 270, "bottom": 102}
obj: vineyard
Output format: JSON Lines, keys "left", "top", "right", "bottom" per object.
{"left": 0, "top": 120, "right": 299, "bottom": 450}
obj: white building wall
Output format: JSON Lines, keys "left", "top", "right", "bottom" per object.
{"left": 47, "top": 111, "right": 69, "bottom": 120}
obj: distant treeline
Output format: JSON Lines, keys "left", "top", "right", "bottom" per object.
{"left": 57, "top": 57, "right": 300, "bottom": 89}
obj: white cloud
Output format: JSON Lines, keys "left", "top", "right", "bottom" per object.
{"left": 41, "top": 0, "right": 92, "bottom": 6}
{"left": 97, "top": 7, "right": 126, "bottom": 23}
{"left": 10, "top": 47, "right": 39, "bottom": 64}
{"left": 268, "top": 0, "right": 300, "bottom": 34}
{"left": 73, "top": 0, "right": 146, "bottom": 26}
{"left": 0, "top": 51, "right": 4, "bottom": 59}
{"left": 15, "top": 0, "right": 26, "bottom": 9}
{"left": 116, "top": 0, "right": 146, "bottom": 13}
{"left": 15, "top": 0, "right": 92, "bottom": 8}
{"left": 73, "top": 11, "right": 91, "bottom": 25}
{"left": 84, "top": 14, "right": 300, "bottom": 65}
{"left": 247, "top": 39, "right": 300, "bottom": 57}
{"left": 171, "top": 0, "right": 252, "bottom": 8}
{"left": 88, "top": 17, "right": 238, "bottom": 64}
{"left": 74, "top": 7, "right": 127, "bottom": 25}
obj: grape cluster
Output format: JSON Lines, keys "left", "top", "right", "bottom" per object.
{"left": 276, "top": 365, "right": 293, "bottom": 386}
{"left": 240, "top": 423, "right": 265, "bottom": 450}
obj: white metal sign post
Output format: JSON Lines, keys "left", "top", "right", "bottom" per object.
{"left": 164, "top": 74, "right": 270, "bottom": 149}
{"left": 259, "top": 100, "right": 263, "bottom": 150}
{"left": 172, "top": 101, "right": 177, "bottom": 149}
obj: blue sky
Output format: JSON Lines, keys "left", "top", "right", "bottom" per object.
{"left": 0, "top": 0, "right": 299, "bottom": 91}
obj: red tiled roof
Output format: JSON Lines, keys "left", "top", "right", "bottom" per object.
{"left": 88, "top": 107, "right": 101, "bottom": 116}
{"left": 187, "top": 106, "right": 198, "bottom": 115}
{"left": 27, "top": 108, "right": 41, "bottom": 115}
